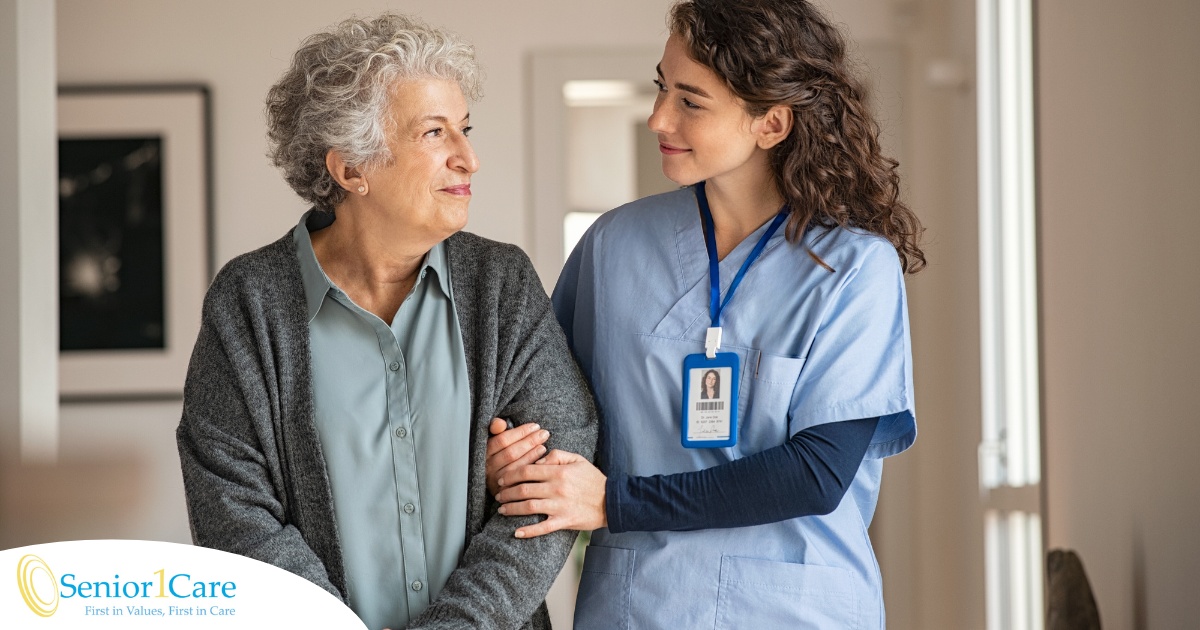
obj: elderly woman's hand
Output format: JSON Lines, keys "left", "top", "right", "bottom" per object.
{"left": 494, "top": 450, "right": 608, "bottom": 538}
{"left": 485, "top": 418, "right": 550, "bottom": 497}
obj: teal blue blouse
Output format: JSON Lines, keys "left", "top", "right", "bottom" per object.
{"left": 293, "top": 211, "right": 470, "bottom": 630}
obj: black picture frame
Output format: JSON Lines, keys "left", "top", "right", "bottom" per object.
{"left": 57, "top": 84, "right": 213, "bottom": 402}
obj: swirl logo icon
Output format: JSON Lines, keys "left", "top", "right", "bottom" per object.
{"left": 17, "top": 554, "right": 59, "bottom": 617}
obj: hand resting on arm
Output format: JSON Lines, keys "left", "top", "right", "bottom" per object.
{"left": 487, "top": 417, "right": 879, "bottom": 538}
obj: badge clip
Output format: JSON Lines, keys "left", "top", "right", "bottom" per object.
{"left": 705, "top": 327, "right": 722, "bottom": 359}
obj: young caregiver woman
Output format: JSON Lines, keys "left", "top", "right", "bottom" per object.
{"left": 488, "top": 0, "right": 925, "bottom": 627}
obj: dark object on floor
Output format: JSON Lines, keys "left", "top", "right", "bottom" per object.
{"left": 1046, "top": 548, "right": 1102, "bottom": 630}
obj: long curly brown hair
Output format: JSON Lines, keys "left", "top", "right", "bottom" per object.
{"left": 669, "top": 0, "right": 926, "bottom": 273}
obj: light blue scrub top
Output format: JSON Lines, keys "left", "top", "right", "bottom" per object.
{"left": 555, "top": 188, "right": 916, "bottom": 630}
{"left": 293, "top": 212, "right": 471, "bottom": 630}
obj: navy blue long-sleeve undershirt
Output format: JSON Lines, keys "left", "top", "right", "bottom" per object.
{"left": 605, "top": 417, "right": 879, "bottom": 533}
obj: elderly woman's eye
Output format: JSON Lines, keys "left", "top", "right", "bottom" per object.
{"left": 425, "top": 127, "right": 444, "bottom": 138}
{"left": 462, "top": 126, "right": 473, "bottom": 137}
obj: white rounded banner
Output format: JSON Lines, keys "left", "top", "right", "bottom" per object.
{"left": 0, "top": 540, "right": 366, "bottom": 629}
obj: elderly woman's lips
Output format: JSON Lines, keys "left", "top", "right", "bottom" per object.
{"left": 441, "top": 184, "right": 472, "bottom": 195}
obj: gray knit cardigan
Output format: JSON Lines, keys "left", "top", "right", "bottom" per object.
{"left": 177, "top": 228, "right": 599, "bottom": 629}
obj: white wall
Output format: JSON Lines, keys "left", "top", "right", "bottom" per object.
{"left": 0, "top": 0, "right": 59, "bottom": 468}
{"left": 1039, "top": 0, "right": 1200, "bottom": 627}
{"left": 870, "top": 1, "right": 986, "bottom": 627}
{"left": 567, "top": 104, "right": 644, "bottom": 213}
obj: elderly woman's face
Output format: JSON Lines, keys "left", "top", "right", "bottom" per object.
{"left": 365, "top": 78, "right": 479, "bottom": 242}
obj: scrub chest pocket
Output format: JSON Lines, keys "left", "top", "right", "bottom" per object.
{"left": 735, "top": 350, "right": 805, "bottom": 456}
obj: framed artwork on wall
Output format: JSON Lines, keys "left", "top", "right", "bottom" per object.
{"left": 57, "top": 85, "right": 212, "bottom": 401}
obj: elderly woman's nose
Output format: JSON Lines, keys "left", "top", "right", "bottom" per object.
{"left": 450, "top": 135, "right": 480, "bottom": 173}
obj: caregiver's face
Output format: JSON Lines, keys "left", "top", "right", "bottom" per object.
{"left": 647, "top": 34, "right": 761, "bottom": 187}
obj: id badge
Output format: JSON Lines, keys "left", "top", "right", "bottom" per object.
{"left": 681, "top": 352, "right": 739, "bottom": 448}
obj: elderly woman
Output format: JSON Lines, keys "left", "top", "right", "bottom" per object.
{"left": 176, "top": 14, "right": 596, "bottom": 630}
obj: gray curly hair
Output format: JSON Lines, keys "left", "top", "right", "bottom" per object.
{"left": 266, "top": 13, "right": 483, "bottom": 211}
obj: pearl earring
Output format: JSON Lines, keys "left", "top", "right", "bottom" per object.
{"left": 357, "top": 185, "right": 366, "bottom": 194}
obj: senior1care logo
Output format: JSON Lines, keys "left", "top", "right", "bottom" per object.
{"left": 17, "top": 554, "right": 58, "bottom": 617}
{"left": 1, "top": 540, "right": 366, "bottom": 629}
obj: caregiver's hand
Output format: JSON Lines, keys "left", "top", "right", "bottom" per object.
{"left": 485, "top": 418, "right": 549, "bottom": 497}
{"left": 495, "top": 450, "right": 608, "bottom": 538}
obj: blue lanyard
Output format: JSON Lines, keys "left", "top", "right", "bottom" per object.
{"left": 695, "top": 181, "right": 788, "bottom": 329}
